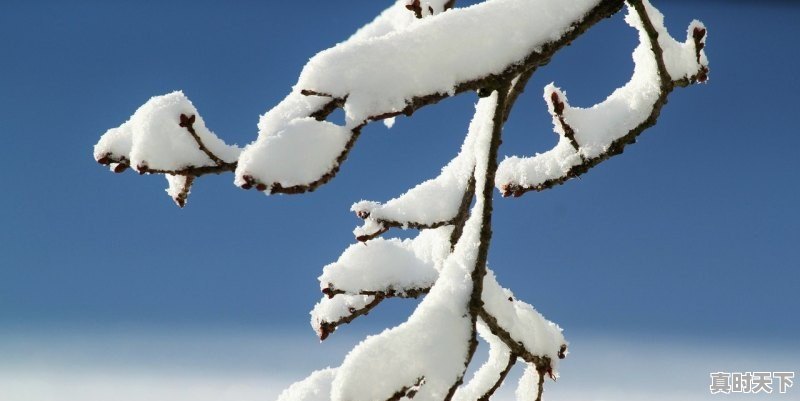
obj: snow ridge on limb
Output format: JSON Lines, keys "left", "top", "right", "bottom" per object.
{"left": 233, "top": 0, "right": 444, "bottom": 196}
{"left": 91, "top": 2, "right": 709, "bottom": 400}
{"left": 235, "top": 0, "right": 626, "bottom": 198}
{"left": 277, "top": 368, "right": 338, "bottom": 401}
{"left": 311, "top": 294, "right": 379, "bottom": 341}
{"left": 350, "top": 99, "right": 483, "bottom": 241}
{"left": 320, "top": 227, "right": 451, "bottom": 297}
{"left": 329, "top": 93, "right": 499, "bottom": 401}
{"left": 516, "top": 365, "right": 545, "bottom": 401}
{"left": 405, "top": 0, "right": 456, "bottom": 19}
{"left": 311, "top": 227, "right": 452, "bottom": 341}
{"left": 93, "top": 91, "right": 241, "bottom": 207}
{"left": 452, "top": 323, "right": 515, "bottom": 401}
{"left": 296, "top": 0, "right": 607, "bottom": 124}
{"left": 496, "top": 0, "right": 709, "bottom": 197}
{"left": 479, "top": 269, "right": 566, "bottom": 367}
{"left": 95, "top": 1, "right": 627, "bottom": 204}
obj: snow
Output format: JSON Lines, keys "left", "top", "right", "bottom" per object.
{"left": 90, "top": 2, "right": 708, "bottom": 401}
{"left": 348, "top": 1, "right": 418, "bottom": 42}
{"left": 319, "top": 227, "right": 451, "bottom": 295}
{"left": 495, "top": 0, "right": 709, "bottom": 192}
{"left": 482, "top": 269, "right": 566, "bottom": 364}
{"left": 629, "top": 2, "right": 708, "bottom": 81}
{"left": 515, "top": 365, "right": 541, "bottom": 401}
{"left": 329, "top": 93, "right": 500, "bottom": 401}
{"left": 310, "top": 92, "right": 566, "bottom": 401}
{"left": 94, "top": 91, "right": 240, "bottom": 173}
{"left": 276, "top": 368, "right": 337, "bottom": 401}
{"left": 296, "top": 0, "right": 599, "bottom": 125}
{"left": 452, "top": 323, "right": 512, "bottom": 401}
{"left": 232, "top": 1, "right": 408, "bottom": 191}
{"left": 234, "top": 0, "right": 609, "bottom": 193}
{"left": 310, "top": 294, "right": 376, "bottom": 339}
{"left": 352, "top": 218, "right": 386, "bottom": 241}
{"left": 234, "top": 118, "right": 351, "bottom": 191}
{"left": 350, "top": 91, "right": 489, "bottom": 238}
{"left": 165, "top": 174, "right": 191, "bottom": 207}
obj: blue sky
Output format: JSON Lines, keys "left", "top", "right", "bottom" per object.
{"left": 0, "top": 1, "right": 798, "bottom": 400}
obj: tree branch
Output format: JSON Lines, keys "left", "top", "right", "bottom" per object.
{"left": 244, "top": 0, "right": 626, "bottom": 198}
{"left": 315, "top": 289, "right": 429, "bottom": 341}
{"left": 476, "top": 308, "right": 552, "bottom": 370}
{"left": 179, "top": 113, "right": 229, "bottom": 167}
{"left": 322, "top": 287, "right": 430, "bottom": 299}
{"left": 535, "top": 366, "right": 547, "bottom": 401}
{"left": 172, "top": 175, "right": 195, "bottom": 208}
{"left": 477, "top": 352, "right": 517, "bottom": 401}
{"left": 500, "top": 0, "right": 708, "bottom": 197}
{"left": 316, "top": 295, "right": 383, "bottom": 341}
{"left": 448, "top": 174, "right": 476, "bottom": 249}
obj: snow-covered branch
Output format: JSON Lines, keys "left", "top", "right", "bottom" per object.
{"left": 496, "top": 0, "right": 709, "bottom": 197}
{"left": 93, "top": 92, "right": 240, "bottom": 207}
{"left": 453, "top": 323, "right": 516, "bottom": 401}
{"left": 92, "top": 1, "right": 708, "bottom": 400}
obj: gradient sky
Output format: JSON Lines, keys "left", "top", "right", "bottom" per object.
{"left": 0, "top": 1, "right": 798, "bottom": 400}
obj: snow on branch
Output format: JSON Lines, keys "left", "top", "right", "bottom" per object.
{"left": 516, "top": 364, "right": 546, "bottom": 401}
{"left": 94, "top": 2, "right": 630, "bottom": 205}
{"left": 478, "top": 269, "right": 566, "bottom": 368}
{"left": 320, "top": 227, "right": 451, "bottom": 297}
{"left": 405, "top": 0, "right": 456, "bottom": 19}
{"left": 496, "top": 0, "right": 709, "bottom": 197}
{"left": 311, "top": 227, "right": 451, "bottom": 340}
{"left": 93, "top": 91, "right": 240, "bottom": 207}
{"left": 240, "top": 0, "right": 622, "bottom": 195}
{"left": 350, "top": 96, "right": 490, "bottom": 241}
{"left": 93, "top": 1, "right": 709, "bottom": 401}
{"left": 277, "top": 368, "right": 338, "bottom": 401}
{"left": 325, "top": 92, "right": 502, "bottom": 401}
{"left": 452, "top": 323, "right": 515, "bottom": 401}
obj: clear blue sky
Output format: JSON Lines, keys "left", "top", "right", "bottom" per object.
{"left": 1, "top": 0, "right": 797, "bottom": 350}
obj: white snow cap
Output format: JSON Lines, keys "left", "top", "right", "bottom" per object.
{"left": 452, "top": 323, "right": 512, "bottom": 401}
{"left": 295, "top": 0, "right": 598, "bottom": 124}
{"left": 319, "top": 227, "right": 451, "bottom": 295}
{"left": 310, "top": 294, "right": 376, "bottom": 340}
{"left": 496, "top": 0, "right": 709, "bottom": 193}
{"left": 350, "top": 93, "right": 489, "bottom": 239}
{"left": 236, "top": 0, "right": 602, "bottom": 192}
{"left": 235, "top": 117, "right": 351, "bottom": 192}
{"left": 276, "top": 368, "right": 337, "bottom": 401}
{"left": 329, "top": 93, "right": 500, "bottom": 401}
{"left": 94, "top": 91, "right": 240, "bottom": 173}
